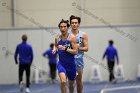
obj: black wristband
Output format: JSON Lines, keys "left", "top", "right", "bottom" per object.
{"left": 65, "top": 46, "right": 68, "bottom": 51}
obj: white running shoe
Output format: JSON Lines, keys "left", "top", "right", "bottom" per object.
{"left": 76, "top": 72, "right": 78, "bottom": 76}
{"left": 26, "top": 88, "right": 30, "bottom": 93}
{"left": 19, "top": 81, "right": 24, "bottom": 92}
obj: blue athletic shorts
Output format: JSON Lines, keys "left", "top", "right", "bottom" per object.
{"left": 57, "top": 61, "right": 76, "bottom": 80}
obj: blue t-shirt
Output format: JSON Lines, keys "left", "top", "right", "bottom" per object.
{"left": 14, "top": 42, "right": 33, "bottom": 64}
{"left": 103, "top": 45, "right": 119, "bottom": 64}
{"left": 43, "top": 48, "right": 57, "bottom": 64}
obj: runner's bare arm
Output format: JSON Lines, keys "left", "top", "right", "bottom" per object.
{"left": 79, "top": 32, "right": 88, "bottom": 52}
{"left": 66, "top": 34, "right": 78, "bottom": 54}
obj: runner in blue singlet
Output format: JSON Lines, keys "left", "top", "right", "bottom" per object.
{"left": 52, "top": 19, "right": 78, "bottom": 93}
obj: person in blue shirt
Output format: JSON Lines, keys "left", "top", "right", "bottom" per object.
{"left": 14, "top": 34, "right": 33, "bottom": 93}
{"left": 43, "top": 43, "right": 57, "bottom": 83}
{"left": 52, "top": 19, "right": 78, "bottom": 93}
{"left": 103, "top": 40, "right": 119, "bottom": 82}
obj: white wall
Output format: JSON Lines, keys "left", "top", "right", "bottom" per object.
{"left": 82, "top": 26, "right": 140, "bottom": 81}
{"left": 0, "top": 28, "right": 56, "bottom": 84}
{"left": 84, "top": 0, "right": 140, "bottom": 25}
{"left": 0, "top": 0, "right": 11, "bottom": 27}
{"left": 0, "top": 25, "right": 140, "bottom": 84}
{"left": 0, "top": 0, "right": 140, "bottom": 27}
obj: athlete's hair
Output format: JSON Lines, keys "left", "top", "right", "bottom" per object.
{"left": 50, "top": 43, "right": 54, "bottom": 48}
{"left": 70, "top": 15, "right": 81, "bottom": 24}
{"left": 22, "top": 34, "right": 27, "bottom": 42}
{"left": 58, "top": 19, "right": 70, "bottom": 28}
{"left": 109, "top": 40, "right": 114, "bottom": 45}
